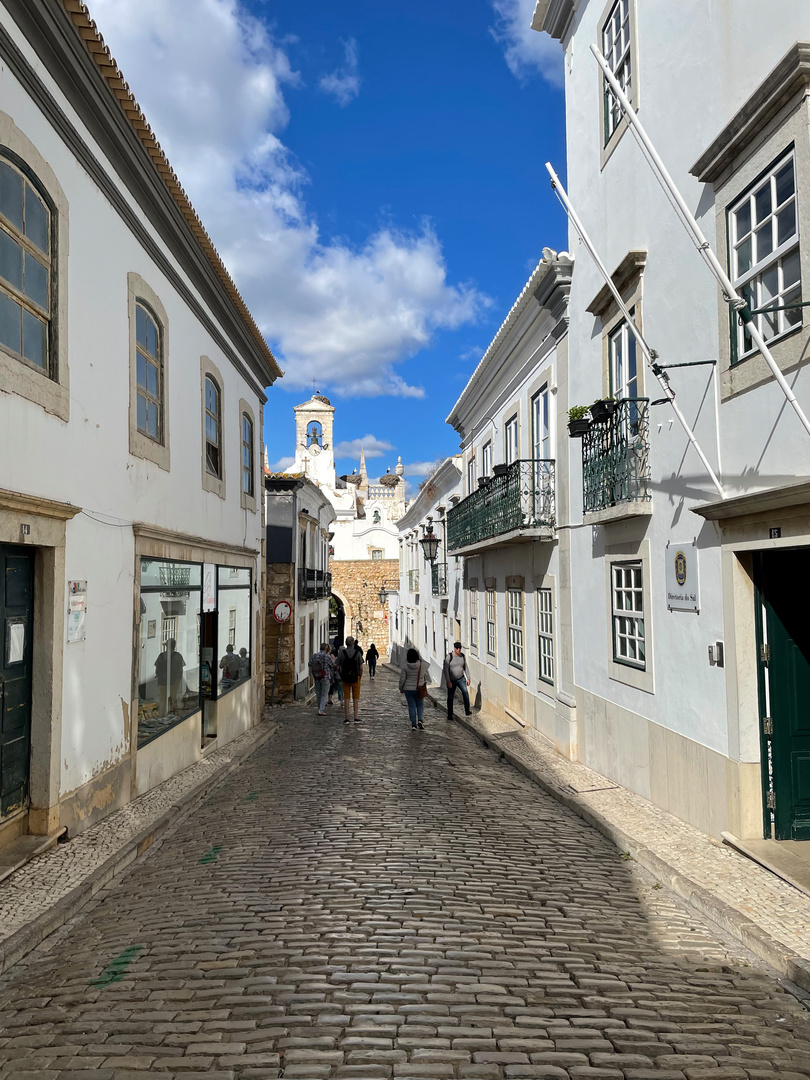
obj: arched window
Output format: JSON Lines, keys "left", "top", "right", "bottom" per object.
{"left": 307, "top": 421, "right": 322, "bottom": 447}
{"left": 241, "top": 412, "right": 254, "bottom": 497}
{"left": 204, "top": 375, "right": 221, "bottom": 477}
{"left": 135, "top": 302, "right": 163, "bottom": 442}
{"left": 0, "top": 155, "right": 52, "bottom": 374}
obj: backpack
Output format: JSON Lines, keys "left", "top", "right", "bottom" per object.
{"left": 309, "top": 653, "right": 328, "bottom": 680}
{"left": 340, "top": 648, "right": 361, "bottom": 684}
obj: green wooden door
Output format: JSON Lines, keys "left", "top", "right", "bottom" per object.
{"left": 0, "top": 545, "right": 34, "bottom": 819}
{"left": 755, "top": 551, "right": 810, "bottom": 840}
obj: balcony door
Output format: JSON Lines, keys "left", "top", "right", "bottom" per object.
{"left": 531, "top": 387, "right": 551, "bottom": 524}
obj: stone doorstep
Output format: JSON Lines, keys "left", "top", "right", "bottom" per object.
{"left": 0, "top": 718, "right": 279, "bottom": 978}
{"left": 0, "top": 829, "right": 65, "bottom": 884}
{"left": 722, "top": 832, "right": 810, "bottom": 900}
{"left": 409, "top": 670, "right": 810, "bottom": 996}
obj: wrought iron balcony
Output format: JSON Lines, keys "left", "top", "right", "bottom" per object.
{"left": 582, "top": 398, "right": 651, "bottom": 513}
{"left": 407, "top": 569, "right": 420, "bottom": 593}
{"left": 298, "top": 568, "right": 332, "bottom": 601}
{"left": 431, "top": 562, "right": 448, "bottom": 596}
{"left": 447, "top": 459, "right": 555, "bottom": 552}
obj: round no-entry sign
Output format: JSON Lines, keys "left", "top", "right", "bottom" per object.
{"left": 273, "top": 600, "right": 292, "bottom": 623}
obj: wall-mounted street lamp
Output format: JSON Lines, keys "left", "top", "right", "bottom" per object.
{"left": 419, "top": 524, "right": 440, "bottom": 565}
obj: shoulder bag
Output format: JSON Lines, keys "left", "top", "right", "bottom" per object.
{"left": 417, "top": 661, "right": 427, "bottom": 699}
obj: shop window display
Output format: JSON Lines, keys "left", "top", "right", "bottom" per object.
{"left": 217, "top": 566, "right": 251, "bottom": 694}
{"left": 138, "top": 559, "right": 202, "bottom": 745}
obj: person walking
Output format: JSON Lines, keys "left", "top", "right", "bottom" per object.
{"left": 308, "top": 642, "right": 335, "bottom": 716}
{"left": 328, "top": 636, "right": 344, "bottom": 707}
{"left": 337, "top": 635, "right": 364, "bottom": 723}
{"left": 399, "top": 647, "right": 428, "bottom": 729}
{"left": 442, "top": 641, "right": 472, "bottom": 720}
{"left": 366, "top": 642, "right": 379, "bottom": 679}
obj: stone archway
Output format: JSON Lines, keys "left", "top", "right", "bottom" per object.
{"left": 330, "top": 585, "right": 352, "bottom": 646}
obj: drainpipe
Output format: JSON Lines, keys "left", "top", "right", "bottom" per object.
{"left": 591, "top": 43, "right": 810, "bottom": 443}
{"left": 545, "top": 163, "right": 726, "bottom": 501}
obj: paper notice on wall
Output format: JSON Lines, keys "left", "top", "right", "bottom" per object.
{"left": 203, "top": 563, "right": 216, "bottom": 612}
{"left": 67, "top": 580, "right": 87, "bottom": 643}
{"left": 6, "top": 620, "right": 25, "bottom": 664}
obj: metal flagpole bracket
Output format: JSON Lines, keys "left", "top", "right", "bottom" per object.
{"left": 545, "top": 162, "right": 726, "bottom": 500}
{"left": 591, "top": 42, "right": 810, "bottom": 442}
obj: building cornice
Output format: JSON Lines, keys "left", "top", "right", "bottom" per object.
{"left": 1, "top": 0, "right": 281, "bottom": 394}
{"left": 132, "top": 522, "right": 259, "bottom": 558}
{"left": 531, "top": 0, "right": 577, "bottom": 43}
{"left": 396, "top": 457, "right": 462, "bottom": 531}
{"left": 586, "top": 250, "right": 647, "bottom": 318}
{"left": 691, "top": 42, "right": 810, "bottom": 185}
{"left": 0, "top": 488, "right": 81, "bottom": 521}
{"left": 446, "top": 253, "right": 572, "bottom": 432}
{"left": 693, "top": 480, "right": 810, "bottom": 522}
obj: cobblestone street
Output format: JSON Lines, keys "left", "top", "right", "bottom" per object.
{"left": 2, "top": 667, "right": 810, "bottom": 1079}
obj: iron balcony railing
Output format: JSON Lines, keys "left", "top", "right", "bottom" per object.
{"left": 582, "top": 398, "right": 651, "bottom": 513}
{"left": 447, "top": 459, "right": 555, "bottom": 551}
{"left": 431, "top": 562, "right": 448, "bottom": 596}
{"left": 407, "top": 569, "right": 420, "bottom": 592}
{"left": 298, "top": 568, "right": 332, "bottom": 601}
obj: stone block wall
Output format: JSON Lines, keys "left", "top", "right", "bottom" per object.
{"left": 265, "top": 562, "right": 296, "bottom": 703}
{"left": 331, "top": 559, "right": 398, "bottom": 658}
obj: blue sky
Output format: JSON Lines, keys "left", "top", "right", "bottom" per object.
{"left": 90, "top": 0, "right": 567, "bottom": 487}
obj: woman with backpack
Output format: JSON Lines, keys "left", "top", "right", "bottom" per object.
{"left": 366, "top": 642, "right": 379, "bottom": 679}
{"left": 337, "top": 636, "right": 364, "bottom": 723}
{"left": 328, "top": 637, "right": 344, "bottom": 708}
{"left": 308, "top": 642, "right": 335, "bottom": 716}
{"left": 399, "top": 647, "right": 428, "bottom": 730}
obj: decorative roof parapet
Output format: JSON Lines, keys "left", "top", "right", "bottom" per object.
{"left": 60, "top": 0, "right": 282, "bottom": 381}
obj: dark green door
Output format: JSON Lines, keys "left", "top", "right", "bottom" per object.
{"left": 0, "top": 545, "right": 34, "bottom": 820}
{"left": 755, "top": 550, "right": 810, "bottom": 840}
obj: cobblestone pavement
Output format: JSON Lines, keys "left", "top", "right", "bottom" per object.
{"left": 2, "top": 668, "right": 810, "bottom": 1079}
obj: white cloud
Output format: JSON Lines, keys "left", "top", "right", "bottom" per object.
{"left": 333, "top": 435, "right": 395, "bottom": 460}
{"left": 89, "top": 0, "right": 487, "bottom": 398}
{"left": 490, "top": 0, "right": 564, "bottom": 86}
{"left": 268, "top": 454, "right": 295, "bottom": 472}
{"left": 319, "top": 37, "right": 361, "bottom": 106}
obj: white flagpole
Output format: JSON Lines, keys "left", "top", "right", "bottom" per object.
{"left": 545, "top": 163, "right": 726, "bottom": 500}
{"left": 591, "top": 43, "right": 810, "bottom": 441}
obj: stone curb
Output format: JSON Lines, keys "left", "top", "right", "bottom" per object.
{"left": 414, "top": 676, "right": 810, "bottom": 995}
{"left": 0, "top": 720, "right": 278, "bottom": 977}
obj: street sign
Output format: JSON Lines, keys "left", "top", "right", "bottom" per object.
{"left": 273, "top": 600, "right": 292, "bottom": 623}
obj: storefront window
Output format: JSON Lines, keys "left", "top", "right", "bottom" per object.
{"left": 217, "top": 565, "right": 252, "bottom": 694}
{"left": 138, "top": 559, "right": 202, "bottom": 746}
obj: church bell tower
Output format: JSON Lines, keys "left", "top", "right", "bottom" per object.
{"left": 290, "top": 393, "right": 336, "bottom": 487}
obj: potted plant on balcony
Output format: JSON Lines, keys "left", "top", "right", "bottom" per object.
{"left": 477, "top": 476, "right": 490, "bottom": 488}
{"left": 568, "top": 405, "right": 591, "bottom": 438}
{"left": 590, "top": 397, "right": 617, "bottom": 424}
{"left": 492, "top": 463, "right": 509, "bottom": 477}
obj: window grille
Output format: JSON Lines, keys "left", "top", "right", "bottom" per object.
{"left": 537, "top": 587, "right": 554, "bottom": 684}
{"left": 612, "top": 561, "right": 645, "bottom": 669}
{"left": 602, "top": 0, "right": 632, "bottom": 145}
{"left": 730, "top": 151, "right": 801, "bottom": 362}
{"left": 507, "top": 589, "right": 523, "bottom": 669}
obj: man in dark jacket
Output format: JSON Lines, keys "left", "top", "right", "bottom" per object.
{"left": 442, "top": 641, "right": 472, "bottom": 720}
{"left": 337, "top": 636, "right": 364, "bottom": 723}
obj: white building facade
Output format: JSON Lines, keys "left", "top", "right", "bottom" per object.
{"left": 446, "top": 254, "right": 577, "bottom": 755}
{"left": 391, "top": 457, "right": 463, "bottom": 684}
{"left": 534, "top": 0, "right": 810, "bottom": 840}
{"left": 0, "top": 1, "right": 279, "bottom": 849}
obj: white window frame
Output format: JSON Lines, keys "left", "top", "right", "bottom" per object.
{"left": 470, "top": 590, "right": 478, "bottom": 651}
{"left": 608, "top": 315, "right": 639, "bottom": 400}
{"left": 729, "top": 149, "right": 801, "bottom": 363}
{"left": 507, "top": 588, "right": 524, "bottom": 670}
{"left": 537, "top": 587, "right": 554, "bottom": 685}
{"left": 467, "top": 455, "right": 476, "bottom": 495}
{"left": 201, "top": 356, "right": 226, "bottom": 499}
{"left": 601, "top": 0, "right": 632, "bottom": 147}
{"left": 611, "top": 561, "right": 645, "bottom": 670}
{"left": 531, "top": 386, "right": 550, "bottom": 461}
{"left": 161, "top": 615, "right": 177, "bottom": 646}
{"left": 482, "top": 441, "right": 492, "bottom": 477}
{"left": 228, "top": 606, "right": 237, "bottom": 647}
{"left": 371, "top": 549, "right": 383, "bottom": 560}
{"left": 486, "top": 588, "right": 496, "bottom": 657}
{"left": 504, "top": 414, "right": 519, "bottom": 465}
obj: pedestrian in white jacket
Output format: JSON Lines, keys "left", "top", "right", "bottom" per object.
{"left": 399, "top": 648, "right": 428, "bottom": 729}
